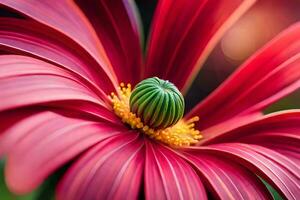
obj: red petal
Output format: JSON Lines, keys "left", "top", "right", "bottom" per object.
{"left": 271, "top": 145, "right": 300, "bottom": 166}
{"left": 57, "top": 133, "right": 143, "bottom": 200}
{"left": 76, "top": 0, "right": 143, "bottom": 84}
{"left": 4, "top": 111, "right": 128, "bottom": 194}
{"left": 145, "top": 0, "right": 255, "bottom": 92}
{"left": 0, "top": 18, "right": 116, "bottom": 96}
{"left": 207, "top": 110, "right": 300, "bottom": 173}
{"left": 242, "top": 145, "right": 299, "bottom": 179}
{"left": 257, "top": 138, "right": 300, "bottom": 166}
{"left": 182, "top": 151, "right": 272, "bottom": 199}
{"left": 0, "top": 109, "right": 43, "bottom": 155}
{"left": 144, "top": 142, "right": 207, "bottom": 200}
{"left": 188, "top": 23, "right": 300, "bottom": 131}
{"left": 200, "top": 110, "right": 300, "bottom": 145}
{"left": 192, "top": 143, "right": 300, "bottom": 199}
{"left": 0, "top": 109, "right": 121, "bottom": 156}
{"left": 0, "top": 55, "right": 118, "bottom": 121}
{"left": 0, "top": 0, "right": 118, "bottom": 85}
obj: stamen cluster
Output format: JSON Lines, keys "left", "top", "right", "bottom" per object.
{"left": 110, "top": 83, "right": 202, "bottom": 147}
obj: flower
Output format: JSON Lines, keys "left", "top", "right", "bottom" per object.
{"left": 0, "top": 0, "right": 299, "bottom": 199}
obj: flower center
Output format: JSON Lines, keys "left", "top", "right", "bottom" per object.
{"left": 130, "top": 77, "right": 184, "bottom": 128}
{"left": 110, "top": 77, "right": 202, "bottom": 147}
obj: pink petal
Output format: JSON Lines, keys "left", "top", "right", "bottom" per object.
{"left": 144, "top": 141, "right": 207, "bottom": 200}
{"left": 188, "top": 23, "right": 300, "bottom": 131}
{"left": 0, "top": 55, "right": 118, "bottom": 122}
{"left": 0, "top": 17, "right": 115, "bottom": 96}
{"left": 4, "top": 111, "right": 128, "bottom": 194}
{"left": 241, "top": 145, "right": 299, "bottom": 179}
{"left": 200, "top": 109, "right": 300, "bottom": 145}
{"left": 0, "top": 109, "right": 42, "bottom": 155}
{"left": 0, "top": 75, "right": 99, "bottom": 108}
{"left": 271, "top": 145, "right": 300, "bottom": 166}
{"left": 76, "top": 0, "right": 143, "bottom": 84}
{"left": 45, "top": 101, "right": 120, "bottom": 124}
{"left": 182, "top": 151, "right": 272, "bottom": 199}
{"left": 232, "top": 115, "right": 300, "bottom": 166}
{"left": 0, "top": 0, "right": 118, "bottom": 86}
{"left": 57, "top": 133, "right": 143, "bottom": 200}
{"left": 193, "top": 143, "right": 300, "bottom": 199}
{"left": 239, "top": 129, "right": 300, "bottom": 171}
{"left": 145, "top": 0, "right": 255, "bottom": 92}
{"left": 0, "top": 109, "right": 121, "bottom": 155}
{"left": 0, "top": 111, "right": 55, "bottom": 155}
{"left": 0, "top": 54, "right": 106, "bottom": 103}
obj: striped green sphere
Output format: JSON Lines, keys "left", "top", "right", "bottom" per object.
{"left": 129, "top": 77, "right": 185, "bottom": 129}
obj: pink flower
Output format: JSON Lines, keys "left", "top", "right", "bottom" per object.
{"left": 0, "top": 0, "right": 299, "bottom": 199}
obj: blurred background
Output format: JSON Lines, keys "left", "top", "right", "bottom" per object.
{"left": 0, "top": 0, "right": 300, "bottom": 199}
{"left": 183, "top": 0, "right": 300, "bottom": 112}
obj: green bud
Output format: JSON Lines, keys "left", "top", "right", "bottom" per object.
{"left": 129, "top": 77, "right": 184, "bottom": 129}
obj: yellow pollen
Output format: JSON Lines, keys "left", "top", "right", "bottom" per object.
{"left": 109, "top": 83, "right": 203, "bottom": 147}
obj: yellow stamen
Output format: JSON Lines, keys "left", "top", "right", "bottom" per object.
{"left": 109, "top": 83, "right": 203, "bottom": 147}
